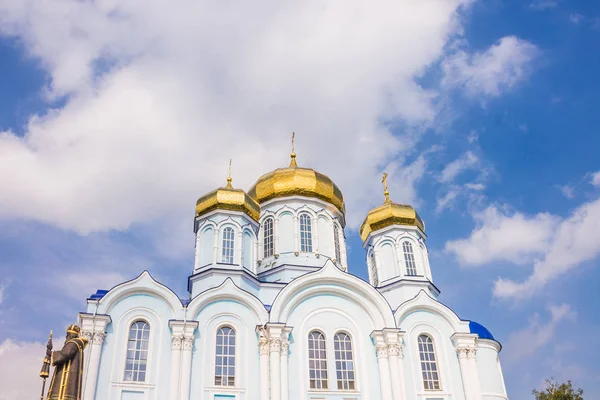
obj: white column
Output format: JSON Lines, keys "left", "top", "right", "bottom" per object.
{"left": 213, "top": 228, "right": 219, "bottom": 264}
{"left": 179, "top": 337, "right": 194, "bottom": 400}
{"left": 457, "top": 348, "right": 473, "bottom": 400}
{"left": 169, "top": 336, "right": 182, "bottom": 400}
{"left": 375, "top": 345, "right": 394, "bottom": 400}
{"left": 194, "top": 231, "right": 201, "bottom": 270}
{"left": 293, "top": 215, "right": 299, "bottom": 254}
{"left": 258, "top": 335, "right": 270, "bottom": 400}
{"left": 236, "top": 229, "right": 243, "bottom": 265}
{"left": 280, "top": 341, "right": 290, "bottom": 400}
{"left": 274, "top": 217, "right": 280, "bottom": 255}
{"left": 387, "top": 343, "right": 403, "bottom": 400}
{"left": 467, "top": 349, "right": 482, "bottom": 400}
{"left": 313, "top": 216, "right": 319, "bottom": 253}
{"left": 394, "top": 242, "right": 403, "bottom": 277}
{"left": 83, "top": 332, "right": 105, "bottom": 400}
{"left": 269, "top": 338, "right": 282, "bottom": 400}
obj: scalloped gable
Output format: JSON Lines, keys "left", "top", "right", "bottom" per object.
{"left": 394, "top": 289, "right": 471, "bottom": 333}
{"left": 186, "top": 277, "right": 269, "bottom": 323}
{"left": 94, "top": 270, "right": 184, "bottom": 316}
{"left": 269, "top": 260, "right": 396, "bottom": 328}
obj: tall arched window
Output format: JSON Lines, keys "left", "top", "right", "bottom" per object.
{"left": 418, "top": 335, "right": 441, "bottom": 390}
{"left": 221, "top": 227, "right": 235, "bottom": 264}
{"left": 369, "top": 251, "right": 379, "bottom": 287}
{"left": 263, "top": 218, "right": 274, "bottom": 258}
{"left": 334, "top": 333, "right": 355, "bottom": 390}
{"left": 333, "top": 224, "right": 341, "bottom": 264}
{"left": 124, "top": 321, "right": 150, "bottom": 382}
{"left": 403, "top": 241, "right": 417, "bottom": 276}
{"left": 308, "top": 331, "right": 328, "bottom": 389}
{"left": 215, "top": 326, "right": 236, "bottom": 386}
{"left": 299, "top": 214, "right": 313, "bottom": 252}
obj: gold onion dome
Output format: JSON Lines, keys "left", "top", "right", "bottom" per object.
{"left": 247, "top": 133, "right": 346, "bottom": 215}
{"left": 359, "top": 173, "right": 425, "bottom": 242}
{"left": 195, "top": 160, "right": 261, "bottom": 222}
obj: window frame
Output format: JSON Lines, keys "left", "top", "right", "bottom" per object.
{"left": 333, "top": 223, "right": 341, "bottom": 264}
{"left": 299, "top": 213, "right": 313, "bottom": 253}
{"left": 214, "top": 325, "right": 236, "bottom": 387}
{"left": 418, "top": 334, "right": 442, "bottom": 391}
{"left": 403, "top": 240, "right": 418, "bottom": 276}
{"left": 308, "top": 330, "right": 328, "bottom": 390}
{"left": 221, "top": 226, "right": 235, "bottom": 264}
{"left": 333, "top": 331, "right": 356, "bottom": 391}
{"left": 123, "top": 320, "right": 150, "bottom": 383}
{"left": 263, "top": 217, "right": 274, "bottom": 258}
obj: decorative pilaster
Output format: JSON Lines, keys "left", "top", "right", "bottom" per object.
{"left": 256, "top": 326, "right": 270, "bottom": 400}
{"left": 79, "top": 313, "right": 111, "bottom": 400}
{"left": 387, "top": 343, "right": 404, "bottom": 400}
{"left": 269, "top": 338, "right": 282, "bottom": 400}
{"left": 371, "top": 331, "right": 394, "bottom": 400}
{"left": 452, "top": 333, "right": 480, "bottom": 400}
{"left": 264, "top": 323, "right": 292, "bottom": 400}
{"left": 293, "top": 216, "right": 299, "bottom": 254}
{"left": 169, "top": 335, "right": 183, "bottom": 400}
{"left": 170, "top": 320, "right": 199, "bottom": 400}
{"left": 279, "top": 328, "right": 292, "bottom": 400}
{"left": 213, "top": 228, "right": 219, "bottom": 265}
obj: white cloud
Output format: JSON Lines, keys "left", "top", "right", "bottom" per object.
{"left": 569, "top": 13, "right": 584, "bottom": 24}
{"left": 0, "top": 339, "right": 46, "bottom": 400}
{"left": 53, "top": 271, "right": 126, "bottom": 301}
{"left": 528, "top": 0, "right": 559, "bottom": 10}
{"left": 494, "top": 197, "right": 600, "bottom": 299}
{"left": 442, "top": 36, "right": 539, "bottom": 97}
{"left": 591, "top": 171, "right": 600, "bottom": 187}
{"left": 439, "top": 151, "right": 479, "bottom": 183}
{"left": 436, "top": 187, "right": 460, "bottom": 213}
{"left": 0, "top": 0, "right": 478, "bottom": 234}
{"left": 446, "top": 195, "right": 600, "bottom": 299}
{"left": 504, "top": 304, "right": 575, "bottom": 363}
{"left": 557, "top": 185, "right": 575, "bottom": 199}
{"left": 445, "top": 205, "right": 559, "bottom": 266}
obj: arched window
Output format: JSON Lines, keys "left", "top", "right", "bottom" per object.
{"left": 308, "top": 331, "right": 328, "bottom": 389}
{"left": 124, "top": 321, "right": 150, "bottom": 382}
{"left": 215, "top": 326, "right": 236, "bottom": 386}
{"left": 334, "top": 333, "right": 355, "bottom": 390}
{"left": 221, "top": 227, "right": 235, "bottom": 264}
{"left": 333, "top": 223, "right": 341, "bottom": 264}
{"left": 403, "top": 241, "right": 417, "bottom": 276}
{"left": 263, "top": 218, "right": 274, "bottom": 258}
{"left": 418, "top": 335, "right": 441, "bottom": 390}
{"left": 369, "top": 251, "right": 379, "bottom": 287}
{"left": 299, "top": 214, "right": 313, "bottom": 252}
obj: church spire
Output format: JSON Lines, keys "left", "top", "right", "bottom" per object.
{"left": 382, "top": 172, "right": 391, "bottom": 204}
{"left": 289, "top": 132, "right": 297, "bottom": 168}
{"left": 225, "top": 158, "right": 233, "bottom": 189}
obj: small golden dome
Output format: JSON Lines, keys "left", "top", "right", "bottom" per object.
{"left": 359, "top": 173, "right": 425, "bottom": 241}
{"left": 248, "top": 134, "right": 345, "bottom": 215}
{"left": 195, "top": 162, "right": 261, "bottom": 222}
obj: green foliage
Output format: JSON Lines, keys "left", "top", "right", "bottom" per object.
{"left": 533, "top": 378, "right": 584, "bottom": 400}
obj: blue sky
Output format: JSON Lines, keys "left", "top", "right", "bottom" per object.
{"left": 0, "top": 0, "right": 599, "bottom": 399}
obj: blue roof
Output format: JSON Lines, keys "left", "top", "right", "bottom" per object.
{"left": 469, "top": 321, "right": 495, "bottom": 340}
{"left": 89, "top": 289, "right": 109, "bottom": 300}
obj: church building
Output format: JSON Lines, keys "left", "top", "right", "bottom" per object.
{"left": 76, "top": 145, "right": 508, "bottom": 400}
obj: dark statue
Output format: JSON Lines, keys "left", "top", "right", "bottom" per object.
{"left": 42, "top": 324, "right": 89, "bottom": 400}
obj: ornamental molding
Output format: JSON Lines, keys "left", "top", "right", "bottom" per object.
{"left": 81, "top": 330, "right": 93, "bottom": 341}
{"left": 269, "top": 338, "right": 282, "bottom": 352}
{"left": 182, "top": 337, "right": 194, "bottom": 351}
{"left": 457, "top": 347, "right": 477, "bottom": 359}
{"left": 281, "top": 341, "right": 290, "bottom": 355}
{"left": 92, "top": 332, "right": 106, "bottom": 345}
{"left": 171, "top": 335, "right": 183, "bottom": 350}
{"left": 387, "top": 343, "right": 403, "bottom": 357}
{"left": 258, "top": 338, "right": 270, "bottom": 355}
{"left": 376, "top": 345, "right": 389, "bottom": 359}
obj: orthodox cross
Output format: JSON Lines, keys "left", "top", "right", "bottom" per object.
{"left": 226, "top": 158, "right": 233, "bottom": 188}
{"left": 382, "top": 172, "right": 391, "bottom": 203}
{"left": 290, "top": 132, "right": 298, "bottom": 167}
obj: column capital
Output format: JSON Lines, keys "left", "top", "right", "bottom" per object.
{"left": 92, "top": 331, "right": 106, "bottom": 345}
{"left": 182, "top": 337, "right": 194, "bottom": 351}
{"left": 81, "top": 330, "right": 94, "bottom": 342}
{"left": 171, "top": 335, "right": 183, "bottom": 350}
{"left": 376, "top": 344, "right": 389, "bottom": 359}
{"left": 387, "top": 343, "right": 403, "bottom": 358}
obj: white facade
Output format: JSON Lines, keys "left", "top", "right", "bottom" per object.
{"left": 77, "top": 165, "right": 508, "bottom": 400}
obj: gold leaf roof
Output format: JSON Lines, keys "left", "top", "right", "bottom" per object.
{"left": 248, "top": 147, "right": 345, "bottom": 215}
{"left": 195, "top": 175, "right": 260, "bottom": 222}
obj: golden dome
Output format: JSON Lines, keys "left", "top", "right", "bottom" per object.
{"left": 195, "top": 169, "right": 261, "bottom": 222}
{"left": 248, "top": 137, "right": 345, "bottom": 215}
{"left": 359, "top": 173, "right": 425, "bottom": 241}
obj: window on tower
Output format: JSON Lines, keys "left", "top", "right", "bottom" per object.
{"left": 333, "top": 223, "right": 341, "bottom": 264}
{"left": 124, "top": 321, "right": 150, "bottom": 382}
{"left": 334, "top": 332, "right": 355, "bottom": 390}
{"left": 299, "top": 214, "right": 313, "bottom": 252}
{"left": 215, "top": 326, "right": 236, "bottom": 386}
{"left": 221, "top": 227, "right": 235, "bottom": 264}
{"left": 418, "top": 334, "right": 441, "bottom": 390}
{"left": 403, "top": 241, "right": 417, "bottom": 276}
{"left": 263, "top": 218, "right": 274, "bottom": 258}
{"left": 308, "top": 331, "right": 328, "bottom": 389}
{"left": 369, "top": 251, "right": 379, "bottom": 287}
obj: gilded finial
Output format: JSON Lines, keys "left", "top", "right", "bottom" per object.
{"left": 289, "top": 132, "right": 297, "bottom": 167}
{"left": 382, "top": 172, "right": 391, "bottom": 203}
{"left": 226, "top": 158, "right": 233, "bottom": 189}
